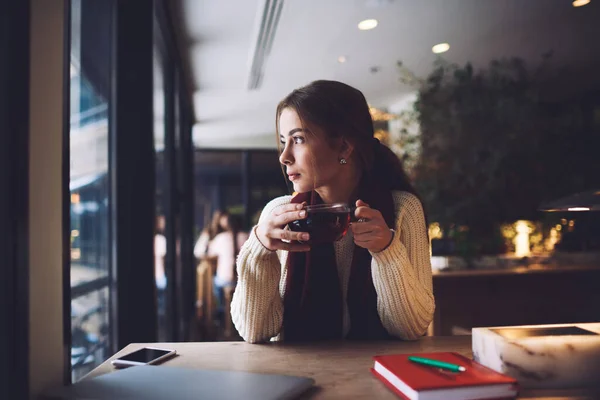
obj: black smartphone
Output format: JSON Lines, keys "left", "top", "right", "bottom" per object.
{"left": 110, "top": 347, "right": 177, "bottom": 368}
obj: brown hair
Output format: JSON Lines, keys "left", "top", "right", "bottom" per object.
{"left": 275, "top": 80, "right": 418, "bottom": 196}
{"left": 206, "top": 209, "right": 227, "bottom": 240}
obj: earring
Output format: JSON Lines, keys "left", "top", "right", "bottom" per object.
{"left": 339, "top": 158, "right": 347, "bottom": 165}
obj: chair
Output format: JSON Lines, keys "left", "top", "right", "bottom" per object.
{"left": 222, "top": 286, "right": 235, "bottom": 338}
{"left": 196, "top": 263, "right": 205, "bottom": 319}
{"left": 195, "top": 257, "right": 217, "bottom": 339}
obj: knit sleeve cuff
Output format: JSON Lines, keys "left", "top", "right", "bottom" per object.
{"left": 244, "top": 225, "right": 278, "bottom": 263}
{"left": 369, "top": 227, "right": 409, "bottom": 266}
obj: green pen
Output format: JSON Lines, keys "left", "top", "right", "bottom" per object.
{"left": 408, "top": 356, "right": 466, "bottom": 372}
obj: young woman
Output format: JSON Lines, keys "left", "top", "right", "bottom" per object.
{"left": 231, "top": 80, "right": 434, "bottom": 343}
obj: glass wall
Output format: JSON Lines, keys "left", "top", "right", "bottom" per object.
{"left": 191, "top": 150, "right": 286, "bottom": 339}
{"left": 154, "top": 9, "right": 192, "bottom": 342}
{"left": 69, "top": 0, "right": 112, "bottom": 382}
{"left": 66, "top": 0, "right": 194, "bottom": 375}
{"left": 153, "top": 44, "right": 169, "bottom": 342}
{"left": 193, "top": 150, "right": 288, "bottom": 242}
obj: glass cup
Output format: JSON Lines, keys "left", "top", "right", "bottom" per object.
{"left": 288, "top": 203, "right": 352, "bottom": 245}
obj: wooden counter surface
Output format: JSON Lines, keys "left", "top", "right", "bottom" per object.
{"left": 432, "top": 264, "right": 600, "bottom": 278}
{"left": 83, "top": 337, "right": 598, "bottom": 399}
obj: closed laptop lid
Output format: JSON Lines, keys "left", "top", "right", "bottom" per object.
{"left": 44, "top": 365, "right": 315, "bottom": 400}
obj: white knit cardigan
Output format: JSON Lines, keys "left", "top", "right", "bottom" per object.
{"left": 230, "top": 191, "right": 435, "bottom": 343}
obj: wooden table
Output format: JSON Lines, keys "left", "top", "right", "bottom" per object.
{"left": 85, "top": 337, "right": 597, "bottom": 399}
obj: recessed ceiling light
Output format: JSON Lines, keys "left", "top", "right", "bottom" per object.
{"left": 572, "top": 0, "right": 590, "bottom": 6}
{"left": 432, "top": 43, "right": 450, "bottom": 54}
{"left": 358, "top": 19, "right": 378, "bottom": 30}
{"left": 338, "top": 56, "right": 347, "bottom": 63}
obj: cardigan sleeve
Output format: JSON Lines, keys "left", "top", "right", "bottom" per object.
{"left": 230, "top": 195, "right": 291, "bottom": 343}
{"left": 369, "top": 191, "right": 435, "bottom": 340}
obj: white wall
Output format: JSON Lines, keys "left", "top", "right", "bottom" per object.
{"left": 29, "top": 0, "right": 65, "bottom": 396}
{"left": 193, "top": 122, "right": 278, "bottom": 149}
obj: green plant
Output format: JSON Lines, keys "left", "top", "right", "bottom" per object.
{"left": 396, "top": 54, "right": 594, "bottom": 251}
{"left": 388, "top": 105, "right": 422, "bottom": 176}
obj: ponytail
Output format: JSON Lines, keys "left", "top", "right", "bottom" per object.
{"left": 371, "top": 139, "right": 418, "bottom": 196}
{"left": 371, "top": 141, "right": 429, "bottom": 234}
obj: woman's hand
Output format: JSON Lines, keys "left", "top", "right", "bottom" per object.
{"left": 255, "top": 203, "right": 311, "bottom": 252}
{"left": 351, "top": 199, "right": 394, "bottom": 253}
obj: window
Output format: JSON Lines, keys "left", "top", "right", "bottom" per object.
{"left": 154, "top": 44, "right": 169, "bottom": 341}
{"left": 153, "top": 9, "right": 196, "bottom": 341}
{"left": 69, "top": 0, "right": 112, "bottom": 382}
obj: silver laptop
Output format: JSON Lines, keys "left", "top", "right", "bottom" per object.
{"left": 44, "top": 365, "right": 315, "bottom": 400}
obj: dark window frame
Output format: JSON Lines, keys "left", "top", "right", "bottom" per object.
{"left": 62, "top": 0, "right": 72, "bottom": 384}
{"left": 110, "top": 0, "right": 158, "bottom": 352}
{"left": 0, "top": 1, "right": 31, "bottom": 398}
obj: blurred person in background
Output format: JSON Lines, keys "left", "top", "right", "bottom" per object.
{"left": 154, "top": 215, "right": 167, "bottom": 290}
{"left": 194, "top": 209, "right": 226, "bottom": 259}
{"left": 207, "top": 213, "right": 249, "bottom": 314}
{"left": 154, "top": 215, "right": 167, "bottom": 320}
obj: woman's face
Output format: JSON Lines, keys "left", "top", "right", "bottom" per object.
{"left": 278, "top": 108, "right": 342, "bottom": 194}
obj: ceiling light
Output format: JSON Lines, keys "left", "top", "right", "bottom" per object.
{"left": 358, "top": 19, "right": 378, "bottom": 30}
{"left": 572, "top": 0, "right": 590, "bottom": 6}
{"left": 338, "top": 56, "right": 347, "bottom": 63}
{"left": 432, "top": 43, "right": 450, "bottom": 54}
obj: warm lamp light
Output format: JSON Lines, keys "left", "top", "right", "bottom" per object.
{"left": 539, "top": 190, "right": 600, "bottom": 212}
{"left": 514, "top": 221, "right": 532, "bottom": 257}
{"left": 368, "top": 105, "right": 397, "bottom": 121}
{"left": 573, "top": 0, "right": 591, "bottom": 7}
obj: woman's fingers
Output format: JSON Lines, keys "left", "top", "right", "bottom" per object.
{"left": 352, "top": 219, "right": 389, "bottom": 251}
{"left": 271, "top": 203, "right": 308, "bottom": 227}
{"left": 255, "top": 203, "right": 312, "bottom": 252}
{"left": 272, "top": 208, "right": 307, "bottom": 227}
{"left": 354, "top": 231, "right": 387, "bottom": 250}
{"left": 355, "top": 199, "right": 370, "bottom": 208}
{"left": 269, "top": 228, "right": 310, "bottom": 242}
{"left": 354, "top": 205, "right": 378, "bottom": 222}
{"left": 354, "top": 231, "right": 384, "bottom": 242}
{"left": 273, "top": 203, "right": 304, "bottom": 216}
{"left": 350, "top": 221, "right": 379, "bottom": 235}
{"left": 263, "top": 233, "right": 310, "bottom": 251}
{"left": 274, "top": 241, "right": 311, "bottom": 252}
{"left": 353, "top": 239, "right": 374, "bottom": 249}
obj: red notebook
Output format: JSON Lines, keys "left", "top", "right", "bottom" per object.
{"left": 371, "top": 352, "right": 518, "bottom": 400}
